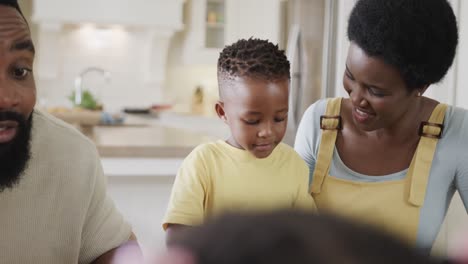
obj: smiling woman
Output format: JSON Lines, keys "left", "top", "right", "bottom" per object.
{"left": 294, "top": 0, "right": 467, "bottom": 256}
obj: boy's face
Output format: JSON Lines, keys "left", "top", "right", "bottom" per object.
{"left": 216, "top": 77, "right": 289, "bottom": 158}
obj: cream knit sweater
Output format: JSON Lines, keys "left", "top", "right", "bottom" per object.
{"left": 0, "top": 109, "right": 131, "bottom": 263}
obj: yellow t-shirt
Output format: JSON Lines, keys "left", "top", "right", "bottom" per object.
{"left": 163, "top": 140, "right": 316, "bottom": 229}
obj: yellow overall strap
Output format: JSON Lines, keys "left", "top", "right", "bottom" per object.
{"left": 311, "top": 98, "right": 342, "bottom": 194}
{"left": 408, "top": 103, "right": 448, "bottom": 206}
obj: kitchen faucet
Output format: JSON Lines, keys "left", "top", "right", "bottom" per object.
{"left": 74, "top": 67, "right": 111, "bottom": 105}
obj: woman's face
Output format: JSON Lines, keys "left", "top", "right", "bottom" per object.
{"left": 343, "top": 43, "right": 420, "bottom": 132}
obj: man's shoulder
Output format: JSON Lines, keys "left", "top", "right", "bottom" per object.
{"left": 31, "top": 109, "right": 98, "bottom": 155}
{"left": 22, "top": 110, "right": 102, "bottom": 198}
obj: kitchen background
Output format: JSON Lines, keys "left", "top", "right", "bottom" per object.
{"left": 18, "top": 0, "right": 468, "bottom": 259}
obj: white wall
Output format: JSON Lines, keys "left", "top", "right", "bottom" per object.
{"left": 36, "top": 25, "right": 169, "bottom": 111}
{"left": 330, "top": 0, "right": 356, "bottom": 98}
{"left": 30, "top": 0, "right": 185, "bottom": 112}
{"left": 33, "top": 0, "right": 185, "bottom": 28}
{"left": 456, "top": 1, "right": 468, "bottom": 109}
{"left": 164, "top": 21, "right": 219, "bottom": 115}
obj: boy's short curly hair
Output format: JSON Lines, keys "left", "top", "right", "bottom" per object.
{"left": 217, "top": 38, "right": 290, "bottom": 82}
{"left": 347, "top": 0, "right": 458, "bottom": 90}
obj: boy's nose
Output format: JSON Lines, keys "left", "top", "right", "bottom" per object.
{"left": 258, "top": 122, "right": 273, "bottom": 138}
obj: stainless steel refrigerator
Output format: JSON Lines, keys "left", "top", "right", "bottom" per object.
{"left": 283, "top": 0, "right": 340, "bottom": 145}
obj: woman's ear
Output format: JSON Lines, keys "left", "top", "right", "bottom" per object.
{"left": 215, "top": 101, "right": 227, "bottom": 123}
{"left": 416, "top": 84, "right": 430, "bottom": 97}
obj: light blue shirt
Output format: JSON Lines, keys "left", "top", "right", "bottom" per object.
{"left": 294, "top": 99, "right": 468, "bottom": 254}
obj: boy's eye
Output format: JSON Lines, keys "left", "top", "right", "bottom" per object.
{"left": 243, "top": 119, "right": 260, "bottom": 125}
{"left": 345, "top": 71, "right": 354, "bottom": 81}
{"left": 274, "top": 117, "right": 286, "bottom": 122}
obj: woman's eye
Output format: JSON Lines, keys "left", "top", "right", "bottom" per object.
{"left": 274, "top": 117, "right": 286, "bottom": 122}
{"left": 368, "top": 87, "right": 385, "bottom": 97}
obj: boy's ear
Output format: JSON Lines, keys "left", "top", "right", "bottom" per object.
{"left": 215, "top": 101, "right": 227, "bottom": 123}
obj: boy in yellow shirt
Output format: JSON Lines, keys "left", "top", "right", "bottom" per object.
{"left": 163, "top": 38, "right": 316, "bottom": 238}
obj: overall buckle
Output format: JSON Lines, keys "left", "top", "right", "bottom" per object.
{"left": 418, "top": 122, "right": 443, "bottom": 139}
{"left": 320, "top": 115, "right": 342, "bottom": 130}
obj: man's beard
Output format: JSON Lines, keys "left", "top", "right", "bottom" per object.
{"left": 0, "top": 111, "right": 32, "bottom": 192}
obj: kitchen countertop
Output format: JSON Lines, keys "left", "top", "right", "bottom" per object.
{"left": 92, "top": 124, "right": 216, "bottom": 158}
{"left": 88, "top": 113, "right": 225, "bottom": 158}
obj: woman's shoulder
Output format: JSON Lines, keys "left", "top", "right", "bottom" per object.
{"left": 444, "top": 105, "right": 468, "bottom": 138}
{"left": 446, "top": 105, "right": 468, "bottom": 121}
{"left": 298, "top": 98, "right": 329, "bottom": 132}
{"left": 437, "top": 105, "right": 468, "bottom": 170}
{"left": 303, "top": 98, "right": 328, "bottom": 118}
{"left": 294, "top": 99, "right": 335, "bottom": 160}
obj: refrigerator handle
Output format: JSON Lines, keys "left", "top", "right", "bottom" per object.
{"left": 286, "top": 24, "right": 303, "bottom": 131}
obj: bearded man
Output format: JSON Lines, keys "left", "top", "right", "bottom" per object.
{"left": 0, "top": 1, "right": 141, "bottom": 263}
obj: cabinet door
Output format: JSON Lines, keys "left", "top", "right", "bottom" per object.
{"left": 183, "top": 0, "right": 226, "bottom": 65}
{"left": 184, "top": 0, "right": 284, "bottom": 65}
{"left": 225, "top": 0, "right": 283, "bottom": 45}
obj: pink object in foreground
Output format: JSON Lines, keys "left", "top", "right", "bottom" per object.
{"left": 150, "top": 248, "right": 196, "bottom": 264}
{"left": 451, "top": 230, "right": 468, "bottom": 263}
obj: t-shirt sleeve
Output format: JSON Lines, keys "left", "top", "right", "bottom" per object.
{"left": 79, "top": 155, "right": 132, "bottom": 264}
{"left": 294, "top": 100, "right": 325, "bottom": 185}
{"left": 293, "top": 158, "right": 317, "bottom": 211}
{"left": 162, "top": 146, "right": 209, "bottom": 230}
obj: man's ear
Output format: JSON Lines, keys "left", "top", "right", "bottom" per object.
{"left": 215, "top": 101, "right": 227, "bottom": 123}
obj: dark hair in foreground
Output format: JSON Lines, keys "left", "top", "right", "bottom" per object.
{"left": 169, "top": 210, "right": 448, "bottom": 264}
{"left": 347, "top": 0, "right": 458, "bottom": 90}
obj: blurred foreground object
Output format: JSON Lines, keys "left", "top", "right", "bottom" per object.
{"left": 167, "top": 210, "right": 448, "bottom": 264}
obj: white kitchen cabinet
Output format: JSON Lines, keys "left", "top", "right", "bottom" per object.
{"left": 32, "top": 0, "right": 185, "bottom": 108}
{"left": 183, "top": 0, "right": 285, "bottom": 65}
